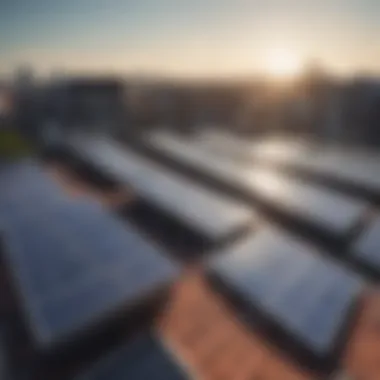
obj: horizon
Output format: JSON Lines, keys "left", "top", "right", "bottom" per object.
{"left": 1, "top": 1, "right": 380, "bottom": 79}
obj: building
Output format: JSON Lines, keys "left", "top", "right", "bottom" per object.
{"left": 38, "top": 76, "right": 128, "bottom": 145}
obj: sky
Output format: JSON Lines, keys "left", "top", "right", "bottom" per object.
{"left": 1, "top": 0, "right": 380, "bottom": 78}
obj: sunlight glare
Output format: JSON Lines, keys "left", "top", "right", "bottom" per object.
{"left": 264, "top": 48, "right": 302, "bottom": 79}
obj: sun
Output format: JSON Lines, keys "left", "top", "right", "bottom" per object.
{"left": 264, "top": 48, "right": 302, "bottom": 79}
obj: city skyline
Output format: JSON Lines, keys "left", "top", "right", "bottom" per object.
{"left": 1, "top": 0, "right": 380, "bottom": 78}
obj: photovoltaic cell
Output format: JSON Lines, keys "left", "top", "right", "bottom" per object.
{"left": 353, "top": 217, "right": 380, "bottom": 272}
{"left": 66, "top": 134, "right": 253, "bottom": 241}
{"left": 75, "top": 333, "right": 188, "bottom": 380}
{"left": 146, "top": 132, "right": 367, "bottom": 237}
{"left": 208, "top": 229, "right": 364, "bottom": 357}
{"left": 1, "top": 196, "right": 178, "bottom": 349}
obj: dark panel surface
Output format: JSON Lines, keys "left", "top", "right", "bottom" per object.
{"left": 75, "top": 333, "right": 188, "bottom": 380}
{"left": 0, "top": 160, "right": 65, "bottom": 205}
{"left": 209, "top": 229, "right": 364, "bottom": 358}
{"left": 1, "top": 196, "right": 178, "bottom": 349}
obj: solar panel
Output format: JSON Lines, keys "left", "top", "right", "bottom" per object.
{"left": 1, "top": 198, "right": 178, "bottom": 349}
{"left": 208, "top": 229, "right": 364, "bottom": 358}
{"left": 248, "top": 140, "right": 380, "bottom": 195}
{"left": 146, "top": 132, "right": 240, "bottom": 180}
{"left": 249, "top": 138, "right": 312, "bottom": 162}
{"left": 306, "top": 150, "right": 380, "bottom": 193}
{"left": 194, "top": 129, "right": 254, "bottom": 162}
{"left": 0, "top": 160, "right": 65, "bottom": 207}
{"left": 0, "top": 161, "right": 74, "bottom": 237}
{"left": 146, "top": 133, "right": 367, "bottom": 237}
{"left": 75, "top": 333, "right": 188, "bottom": 380}
{"left": 198, "top": 131, "right": 312, "bottom": 163}
{"left": 242, "top": 169, "right": 366, "bottom": 236}
{"left": 66, "top": 135, "right": 253, "bottom": 242}
{"left": 353, "top": 217, "right": 380, "bottom": 272}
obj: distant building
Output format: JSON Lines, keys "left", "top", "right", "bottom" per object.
{"left": 39, "top": 76, "right": 128, "bottom": 145}
{"left": 14, "top": 65, "right": 35, "bottom": 90}
{"left": 342, "top": 77, "right": 380, "bottom": 146}
{"left": 0, "top": 84, "right": 13, "bottom": 124}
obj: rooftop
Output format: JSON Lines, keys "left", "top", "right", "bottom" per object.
{"left": 2, "top": 132, "right": 380, "bottom": 379}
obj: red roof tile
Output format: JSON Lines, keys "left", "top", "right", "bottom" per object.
{"left": 344, "top": 291, "right": 380, "bottom": 379}
{"left": 156, "top": 272, "right": 316, "bottom": 380}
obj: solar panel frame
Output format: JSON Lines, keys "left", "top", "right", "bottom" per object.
{"left": 74, "top": 332, "right": 189, "bottom": 380}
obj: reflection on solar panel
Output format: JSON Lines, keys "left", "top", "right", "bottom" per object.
{"left": 243, "top": 170, "right": 367, "bottom": 236}
{"left": 194, "top": 129, "right": 253, "bottom": 162}
{"left": 1, "top": 197, "right": 178, "bottom": 349}
{"left": 199, "top": 130, "right": 311, "bottom": 163}
{"left": 208, "top": 229, "right": 364, "bottom": 359}
{"left": 67, "top": 135, "right": 252, "bottom": 242}
{"left": 75, "top": 333, "right": 188, "bottom": 380}
{"left": 353, "top": 217, "right": 380, "bottom": 272}
{"left": 250, "top": 140, "right": 380, "bottom": 195}
{"left": 146, "top": 133, "right": 367, "bottom": 238}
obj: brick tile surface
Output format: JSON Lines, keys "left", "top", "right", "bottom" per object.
{"left": 46, "top": 163, "right": 132, "bottom": 208}
{"left": 156, "top": 271, "right": 316, "bottom": 380}
{"left": 344, "top": 291, "right": 380, "bottom": 380}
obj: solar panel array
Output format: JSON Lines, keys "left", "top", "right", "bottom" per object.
{"left": 198, "top": 130, "right": 380, "bottom": 197}
{"left": 208, "top": 229, "right": 364, "bottom": 359}
{"left": 66, "top": 134, "right": 253, "bottom": 242}
{"left": 0, "top": 160, "right": 178, "bottom": 350}
{"left": 145, "top": 133, "right": 368, "bottom": 239}
{"left": 75, "top": 333, "right": 188, "bottom": 380}
{"left": 140, "top": 131, "right": 380, "bottom": 369}
{"left": 2, "top": 133, "right": 380, "bottom": 378}
{"left": 198, "top": 131, "right": 380, "bottom": 197}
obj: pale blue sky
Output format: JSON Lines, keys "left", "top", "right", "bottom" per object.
{"left": 1, "top": 0, "right": 380, "bottom": 77}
